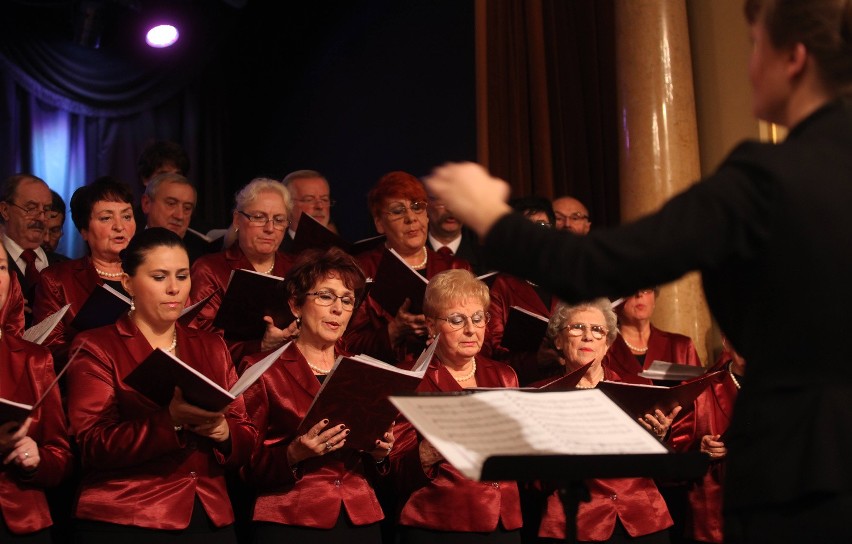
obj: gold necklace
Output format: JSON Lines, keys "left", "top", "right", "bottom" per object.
{"left": 451, "top": 358, "right": 477, "bottom": 382}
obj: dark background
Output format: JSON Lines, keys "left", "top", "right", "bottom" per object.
{"left": 2, "top": 0, "right": 476, "bottom": 243}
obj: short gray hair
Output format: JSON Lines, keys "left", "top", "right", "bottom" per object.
{"left": 144, "top": 172, "right": 196, "bottom": 200}
{"left": 282, "top": 170, "right": 328, "bottom": 188}
{"left": 233, "top": 177, "right": 293, "bottom": 216}
{"left": 547, "top": 298, "right": 618, "bottom": 346}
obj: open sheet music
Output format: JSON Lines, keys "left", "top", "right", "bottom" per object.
{"left": 390, "top": 388, "right": 668, "bottom": 480}
{"left": 23, "top": 303, "right": 71, "bottom": 344}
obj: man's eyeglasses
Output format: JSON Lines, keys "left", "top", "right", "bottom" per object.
{"left": 237, "top": 211, "right": 289, "bottom": 230}
{"left": 434, "top": 311, "right": 490, "bottom": 330}
{"left": 562, "top": 322, "right": 608, "bottom": 340}
{"left": 533, "top": 220, "right": 552, "bottom": 228}
{"left": 6, "top": 201, "right": 52, "bottom": 218}
{"left": 296, "top": 196, "right": 335, "bottom": 207}
{"left": 46, "top": 226, "right": 63, "bottom": 237}
{"left": 567, "top": 212, "right": 590, "bottom": 222}
{"left": 384, "top": 201, "right": 428, "bottom": 220}
{"left": 307, "top": 290, "right": 356, "bottom": 309}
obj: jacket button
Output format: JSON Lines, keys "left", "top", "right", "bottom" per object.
{"left": 334, "top": 479, "right": 341, "bottom": 487}
{"left": 610, "top": 494, "right": 617, "bottom": 500}
{"left": 190, "top": 471, "right": 198, "bottom": 480}
{"left": 491, "top": 483, "right": 500, "bottom": 488}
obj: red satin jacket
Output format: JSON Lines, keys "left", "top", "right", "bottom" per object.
{"left": 32, "top": 256, "right": 103, "bottom": 361}
{"left": 537, "top": 366, "right": 673, "bottom": 541}
{"left": 483, "top": 273, "right": 562, "bottom": 385}
{"left": 390, "top": 355, "right": 522, "bottom": 533}
{"left": 342, "top": 245, "right": 471, "bottom": 366}
{"left": 1, "top": 273, "right": 25, "bottom": 338}
{"left": 66, "top": 316, "right": 257, "bottom": 530}
{"left": 188, "top": 245, "right": 293, "bottom": 363}
{"left": 603, "top": 325, "right": 702, "bottom": 384}
{"left": 0, "top": 335, "right": 73, "bottom": 535}
{"left": 239, "top": 342, "right": 385, "bottom": 528}
{"left": 668, "top": 355, "right": 740, "bottom": 543}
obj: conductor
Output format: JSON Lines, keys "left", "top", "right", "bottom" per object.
{"left": 425, "top": 0, "right": 852, "bottom": 542}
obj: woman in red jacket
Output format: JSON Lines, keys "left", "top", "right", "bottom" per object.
{"left": 604, "top": 289, "right": 702, "bottom": 385}
{"left": 391, "top": 269, "right": 522, "bottom": 544}
{"left": 240, "top": 247, "right": 392, "bottom": 544}
{"left": 537, "top": 298, "right": 677, "bottom": 543}
{"left": 0, "top": 240, "right": 73, "bottom": 543}
{"left": 66, "top": 227, "right": 256, "bottom": 544}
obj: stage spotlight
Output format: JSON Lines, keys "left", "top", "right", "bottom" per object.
{"left": 145, "top": 24, "right": 179, "bottom": 48}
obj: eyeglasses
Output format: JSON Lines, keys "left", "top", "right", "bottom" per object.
{"left": 307, "top": 290, "right": 356, "bottom": 309}
{"left": 237, "top": 211, "right": 289, "bottom": 230}
{"left": 428, "top": 200, "right": 448, "bottom": 211}
{"left": 434, "top": 311, "right": 490, "bottom": 330}
{"left": 6, "top": 201, "right": 52, "bottom": 218}
{"left": 384, "top": 201, "right": 428, "bottom": 220}
{"left": 562, "top": 323, "right": 608, "bottom": 340}
{"left": 46, "top": 226, "right": 63, "bottom": 237}
{"left": 567, "top": 212, "right": 590, "bottom": 222}
{"left": 295, "top": 196, "right": 335, "bottom": 207}
{"left": 632, "top": 289, "right": 655, "bottom": 297}
{"left": 533, "top": 220, "right": 552, "bottom": 228}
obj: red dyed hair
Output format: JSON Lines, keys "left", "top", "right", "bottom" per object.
{"left": 367, "top": 171, "right": 428, "bottom": 218}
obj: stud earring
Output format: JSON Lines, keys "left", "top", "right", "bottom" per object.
{"left": 295, "top": 316, "right": 301, "bottom": 328}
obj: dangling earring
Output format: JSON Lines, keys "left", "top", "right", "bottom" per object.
{"left": 295, "top": 316, "right": 301, "bottom": 328}
{"left": 129, "top": 297, "right": 136, "bottom": 314}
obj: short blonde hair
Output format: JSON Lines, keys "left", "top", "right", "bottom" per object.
{"left": 233, "top": 177, "right": 293, "bottom": 217}
{"left": 423, "top": 269, "right": 490, "bottom": 317}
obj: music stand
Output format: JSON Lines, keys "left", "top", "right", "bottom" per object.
{"left": 481, "top": 452, "right": 709, "bottom": 543}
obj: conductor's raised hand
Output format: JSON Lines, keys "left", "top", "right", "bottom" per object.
{"left": 169, "top": 387, "right": 230, "bottom": 442}
{"left": 424, "top": 162, "right": 512, "bottom": 238}
{"left": 286, "top": 419, "right": 349, "bottom": 465}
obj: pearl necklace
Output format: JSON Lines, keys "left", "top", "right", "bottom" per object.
{"left": 575, "top": 367, "right": 604, "bottom": 389}
{"left": 165, "top": 329, "right": 177, "bottom": 353}
{"left": 95, "top": 267, "right": 124, "bottom": 278}
{"left": 619, "top": 330, "right": 649, "bottom": 353}
{"left": 450, "top": 358, "right": 477, "bottom": 382}
{"left": 411, "top": 247, "right": 428, "bottom": 269}
{"left": 257, "top": 261, "right": 275, "bottom": 274}
{"left": 727, "top": 361, "right": 742, "bottom": 390}
{"left": 307, "top": 361, "right": 333, "bottom": 375}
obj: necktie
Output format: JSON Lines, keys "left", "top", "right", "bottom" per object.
{"left": 437, "top": 246, "right": 453, "bottom": 257}
{"left": 20, "top": 249, "right": 41, "bottom": 289}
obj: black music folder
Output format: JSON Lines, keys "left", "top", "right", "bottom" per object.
{"left": 212, "top": 268, "right": 294, "bottom": 341}
{"left": 368, "top": 248, "right": 428, "bottom": 315}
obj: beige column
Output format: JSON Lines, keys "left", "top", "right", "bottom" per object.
{"left": 614, "top": 0, "right": 713, "bottom": 364}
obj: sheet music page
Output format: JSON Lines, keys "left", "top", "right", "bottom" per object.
{"left": 23, "top": 303, "right": 71, "bottom": 344}
{"left": 230, "top": 342, "right": 290, "bottom": 397}
{"left": 390, "top": 389, "right": 667, "bottom": 480}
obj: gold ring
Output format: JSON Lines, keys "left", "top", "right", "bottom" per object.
{"left": 23, "top": 451, "right": 30, "bottom": 458}
{"left": 325, "top": 441, "right": 332, "bottom": 450}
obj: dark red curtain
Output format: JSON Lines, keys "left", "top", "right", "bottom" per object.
{"left": 477, "top": 0, "right": 620, "bottom": 227}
